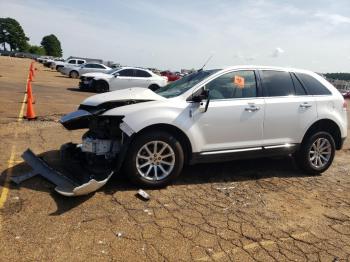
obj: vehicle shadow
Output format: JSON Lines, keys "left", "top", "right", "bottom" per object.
{"left": 1, "top": 150, "right": 313, "bottom": 215}
{"left": 66, "top": 87, "right": 96, "bottom": 93}
{"left": 55, "top": 75, "right": 69, "bottom": 78}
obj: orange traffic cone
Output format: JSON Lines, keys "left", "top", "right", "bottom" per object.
{"left": 28, "top": 70, "right": 33, "bottom": 81}
{"left": 30, "top": 63, "right": 35, "bottom": 77}
{"left": 24, "top": 93, "right": 36, "bottom": 120}
{"left": 26, "top": 80, "right": 35, "bottom": 104}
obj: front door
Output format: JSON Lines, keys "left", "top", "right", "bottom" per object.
{"left": 191, "top": 70, "right": 265, "bottom": 152}
{"left": 110, "top": 69, "right": 135, "bottom": 90}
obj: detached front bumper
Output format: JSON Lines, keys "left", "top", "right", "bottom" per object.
{"left": 13, "top": 108, "right": 131, "bottom": 196}
{"left": 12, "top": 144, "right": 114, "bottom": 196}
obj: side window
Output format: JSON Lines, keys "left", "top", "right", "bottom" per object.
{"left": 118, "top": 69, "right": 134, "bottom": 77}
{"left": 260, "top": 70, "right": 294, "bottom": 97}
{"left": 68, "top": 60, "right": 75, "bottom": 64}
{"left": 84, "top": 64, "right": 94, "bottom": 68}
{"left": 295, "top": 73, "right": 331, "bottom": 95}
{"left": 95, "top": 64, "right": 105, "bottom": 69}
{"left": 135, "top": 70, "right": 151, "bottom": 77}
{"left": 77, "top": 60, "right": 85, "bottom": 64}
{"left": 206, "top": 70, "right": 257, "bottom": 100}
{"left": 291, "top": 73, "right": 307, "bottom": 95}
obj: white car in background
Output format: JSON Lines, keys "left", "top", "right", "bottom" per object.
{"left": 51, "top": 58, "right": 86, "bottom": 71}
{"left": 79, "top": 67, "right": 168, "bottom": 92}
{"left": 61, "top": 63, "right": 111, "bottom": 78}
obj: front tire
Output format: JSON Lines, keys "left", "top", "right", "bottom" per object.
{"left": 70, "top": 71, "right": 79, "bottom": 78}
{"left": 294, "top": 131, "right": 335, "bottom": 174}
{"left": 124, "top": 131, "right": 184, "bottom": 188}
{"left": 95, "top": 81, "right": 109, "bottom": 93}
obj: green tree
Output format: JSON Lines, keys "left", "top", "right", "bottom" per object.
{"left": 41, "top": 34, "right": 62, "bottom": 57}
{"left": 0, "top": 17, "right": 29, "bottom": 51}
{"left": 28, "top": 45, "right": 46, "bottom": 55}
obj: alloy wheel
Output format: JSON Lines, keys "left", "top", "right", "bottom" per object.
{"left": 308, "top": 137, "right": 332, "bottom": 169}
{"left": 136, "top": 141, "right": 175, "bottom": 181}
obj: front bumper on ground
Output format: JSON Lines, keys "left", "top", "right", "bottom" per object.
{"left": 12, "top": 144, "right": 114, "bottom": 197}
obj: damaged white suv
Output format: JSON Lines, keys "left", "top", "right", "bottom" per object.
{"left": 21, "top": 66, "right": 348, "bottom": 196}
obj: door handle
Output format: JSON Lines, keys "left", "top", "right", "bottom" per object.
{"left": 300, "top": 102, "right": 312, "bottom": 109}
{"left": 245, "top": 104, "right": 260, "bottom": 112}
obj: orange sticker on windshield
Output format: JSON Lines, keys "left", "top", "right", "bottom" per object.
{"left": 234, "top": 75, "right": 245, "bottom": 88}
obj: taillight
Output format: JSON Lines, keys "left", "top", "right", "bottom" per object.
{"left": 343, "top": 100, "right": 348, "bottom": 110}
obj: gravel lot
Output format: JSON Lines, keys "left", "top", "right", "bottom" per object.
{"left": 0, "top": 57, "right": 349, "bottom": 261}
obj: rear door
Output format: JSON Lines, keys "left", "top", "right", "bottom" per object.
{"left": 260, "top": 70, "right": 317, "bottom": 146}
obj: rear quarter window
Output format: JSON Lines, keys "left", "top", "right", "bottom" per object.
{"left": 295, "top": 73, "right": 331, "bottom": 95}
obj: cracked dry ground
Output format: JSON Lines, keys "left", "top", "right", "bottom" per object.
{"left": 0, "top": 57, "right": 349, "bottom": 261}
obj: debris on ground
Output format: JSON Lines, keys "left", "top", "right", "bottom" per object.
{"left": 136, "top": 189, "right": 150, "bottom": 201}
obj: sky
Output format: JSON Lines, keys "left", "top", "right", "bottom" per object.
{"left": 1, "top": 0, "right": 350, "bottom": 72}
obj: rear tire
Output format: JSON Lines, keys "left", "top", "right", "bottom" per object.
{"left": 124, "top": 131, "right": 184, "bottom": 188}
{"left": 70, "top": 71, "right": 79, "bottom": 78}
{"left": 294, "top": 131, "right": 335, "bottom": 174}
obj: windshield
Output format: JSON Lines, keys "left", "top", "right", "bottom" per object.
{"left": 155, "top": 69, "right": 219, "bottom": 98}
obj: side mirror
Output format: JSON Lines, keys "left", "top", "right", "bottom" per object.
{"left": 191, "top": 89, "right": 209, "bottom": 102}
{"left": 114, "top": 73, "right": 120, "bottom": 78}
{"left": 191, "top": 89, "right": 210, "bottom": 113}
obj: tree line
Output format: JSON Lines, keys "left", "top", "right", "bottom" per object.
{"left": 0, "top": 17, "right": 62, "bottom": 57}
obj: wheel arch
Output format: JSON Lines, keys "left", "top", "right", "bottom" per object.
{"left": 302, "top": 119, "right": 342, "bottom": 150}
{"left": 134, "top": 123, "right": 193, "bottom": 164}
{"left": 148, "top": 84, "right": 160, "bottom": 91}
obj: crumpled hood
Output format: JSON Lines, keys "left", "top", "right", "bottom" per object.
{"left": 81, "top": 72, "right": 113, "bottom": 79}
{"left": 81, "top": 87, "right": 165, "bottom": 106}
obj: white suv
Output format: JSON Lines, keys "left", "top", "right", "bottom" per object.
{"left": 52, "top": 66, "right": 348, "bottom": 195}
